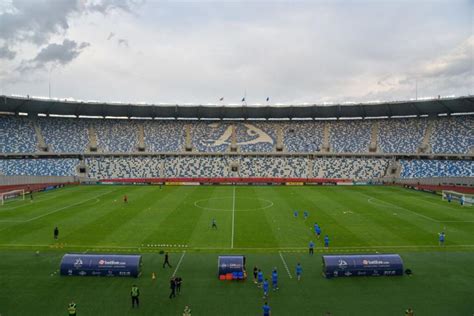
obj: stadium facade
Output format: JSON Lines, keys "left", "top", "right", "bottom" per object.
{"left": 0, "top": 95, "right": 472, "bottom": 192}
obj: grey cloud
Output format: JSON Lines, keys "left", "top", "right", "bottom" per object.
{"left": 117, "top": 38, "right": 129, "bottom": 47}
{"left": 0, "top": 0, "right": 81, "bottom": 44}
{"left": 0, "top": 45, "right": 16, "bottom": 59}
{"left": 0, "top": 0, "right": 142, "bottom": 56}
{"left": 86, "top": 0, "right": 144, "bottom": 14}
{"left": 18, "top": 39, "right": 90, "bottom": 72}
{"left": 361, "top": 36, "right": 474, "bottom": 102}
{"left": 418, "top": 36, "right": 473, "bottom": 79}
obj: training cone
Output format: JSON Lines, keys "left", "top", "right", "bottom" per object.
{"left": 152, "top": 272, "right": 156, "bottom": 280}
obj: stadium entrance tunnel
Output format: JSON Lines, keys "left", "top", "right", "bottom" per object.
{"left": 322, "top": 254, "right": 404, "bottom": 278}
{"left": 194, "top": 197, "right": 273, "bottom": 212}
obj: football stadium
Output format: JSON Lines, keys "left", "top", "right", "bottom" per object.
{"left": 1, "top": 1, "right": 473, "bottom": 315}
{"left": 0, "top": 95, "right": 473, "bottom": 315}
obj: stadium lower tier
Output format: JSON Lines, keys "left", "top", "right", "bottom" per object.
{"left": 0, "top": 157, "right": 472, "bottom": 180}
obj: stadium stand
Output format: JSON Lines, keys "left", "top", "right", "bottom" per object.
{"left": 282, "top": 122, "right": 324, "bottom": 152}
{"left": 0, "top": 116, "right": 37, "bottom": 153}
{"left": 400, "top": 159, "right": 474, "bottom": 178}
{"left": 38, "top": 117, "right": 89, "bottom": 153}
{"left": 378, "top": 118, "right": 428, "bottom": 153}
{"left": 329, "top": 120, "right": 372, "bottom": 153}
{"left": 192, "top": 122, "right": 231, "bottom": 152}
{"left": 430, "top": 116, "right": 474, "bottom": 154}
{"left": 0, "top": 158, "right": 79, "bottom": 176}
{"left": 239, "top": 157, "right": 309, "bottom": 177}
{"left": 143, "top": 120, "right": 186, "bottom": 152}
{"left": 164, "top": 156, "right": 230, "bottom": 177}
{"left": 93, "top": 119, "right": 139, "bottom": 153}
{"left": 313, "top": 158, "right": 389, "bottom": 179}
{"left": 0, "top": 106, "right": 472, "bottom": 181}
{"left": 236, "top": 122, "right": 276, "bottom": 152}
{"left": 86, "top": 157, "right": 162, "bottom": 179}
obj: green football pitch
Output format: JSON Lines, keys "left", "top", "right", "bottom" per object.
{"left": 0, "top": 185, "right": 473, "bottom": 315}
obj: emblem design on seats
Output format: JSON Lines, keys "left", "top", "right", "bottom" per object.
{"left": 203, "top": 123, "right": 273, "bottom": 147}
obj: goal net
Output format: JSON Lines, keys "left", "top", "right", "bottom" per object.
{"left": 442, "top": 190, "right": 474, "bottom": 206}
{"left": 0, "top": 189, "right": 25, "bottom": 205}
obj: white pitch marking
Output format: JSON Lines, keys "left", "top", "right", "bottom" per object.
{"left": 0, "top": 191, "right": 113, "bottom": 231}
{"left": 24, "top": 191, "right": 113, "bottom": 223}
{"left": 3, "top": 243, "right": 474, "bottom": 251}
{"left": 231, "top": 186, "right": 236, "bottom": 249}
{"left": 367, "top": 197, "right": 438, "bottom": 222}
{"left": 278, "top": 251, "right": 293, "bottom": 279}
{"left": 172, "top": 251, "right": 186, "bottom": 278}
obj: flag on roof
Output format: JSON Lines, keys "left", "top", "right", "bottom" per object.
{"left": 219, "top": 97, "right": 224, "bottom": 101}
{"left": 266, "top": 97, "right": 270, "bottom": 102}
{"left": 241, "top": 97, "right": 246, "bottom": 102}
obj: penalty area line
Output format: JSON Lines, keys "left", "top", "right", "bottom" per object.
{"left": 23, "top": 190, "right": 114, "bottom": 223}
{"left": 172, "top": 251, "right": 186, "bottom": 278}
{"left": 279, "top": 251, "right": 293, "bottom": 279}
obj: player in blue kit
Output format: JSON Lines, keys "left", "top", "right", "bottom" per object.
{"left": 263, "top": 302, "right": 271, "bottom": 316}
{"left": 257, "top": 269, "right": 264, "bottom": 288}
{"left": 271, "top": 268, "right": 279, "bottom": 291}
{"left": 324, "top": 235, "right": 329, "bottom": 249}
{"left": 314, "top": 223, "right": 321, "bottom": 239}
{"left": 296, "top": 263, "right": 302, "bottom": 281}
{"left": 294, "top": 210, "right": 298, "bottom": 218}
{"left": 439, "top": 231, "right": 445, "bottom": 246}
{"left": 262, "top": 279, "right": 269, "bottom": 298}
{"left": 303, "top": 210, "right": 308, "bottom": 220}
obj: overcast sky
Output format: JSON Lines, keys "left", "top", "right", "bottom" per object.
{"left": 0, "top": 0, "right": 472, "bottom": 105}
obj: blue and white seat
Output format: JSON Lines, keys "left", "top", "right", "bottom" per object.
{"left": 329, "top": 120, "right": 371, "bottom": 153}
{"left": 0, "top": 116, "right": 37, "bottom": 153}
{"left": 283, "top": 122, "right": 324, "bottom": 152}
{"left": 85, "top": 157, "right": 162, "bottom": 179}
{"left": 400, "top": 159, "right": 474, "bottom": 178}
{"left": 94, "top": 119, "right": 139, "bottom": 153}
{"left": 0, "top": 158, "right": 78, "bottom": 176}
{"left": 431, "top": 116, "right": 474, "bottom": 154}
{"left": 38, "top": 117, "right": 89, "bottom": 153}
{"left": 313, "top": 158, "right": 389, "bottom": 179}
{"left": 378, "top": 118, "right": 427, "bottom": 153}
{"left": 144, "top": 121, "right": 185, "bottom": 152}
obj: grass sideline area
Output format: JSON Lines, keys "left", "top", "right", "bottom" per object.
{"left": 0, "top": 185, "right": 473, "bottom": 315}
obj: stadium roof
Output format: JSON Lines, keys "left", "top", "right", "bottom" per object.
{"left": 1, "top": 95, "right": 473, "bottom": 119}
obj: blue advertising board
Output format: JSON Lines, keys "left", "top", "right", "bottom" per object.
{"left": 218, "top": 255, "right": 245, "bottom": 276}
{"left": 60, "top": 254, "right": 142, "bottom": 277}
{"left": 322, "top": 254, "right": 403, "bottom": 278}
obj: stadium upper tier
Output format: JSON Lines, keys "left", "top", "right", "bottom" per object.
{"left": 0, "top": 115, "right": 472, "bottom": 154}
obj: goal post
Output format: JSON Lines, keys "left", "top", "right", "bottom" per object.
{"left": 0, "top": 189, "right": 25, "bottom": 205}
{"left": 442, "top": 190, "right": 474, "bottom": 206}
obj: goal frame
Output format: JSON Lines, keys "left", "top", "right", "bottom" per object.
{"left": 0, "top": 189, "right": 25, "bottom": 205}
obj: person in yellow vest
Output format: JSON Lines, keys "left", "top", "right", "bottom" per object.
{"left": 67, "top": 301, "right": 77, "bottom": 315}
{"left": 131, "top": 285, "right": 140, "bottom": 308}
